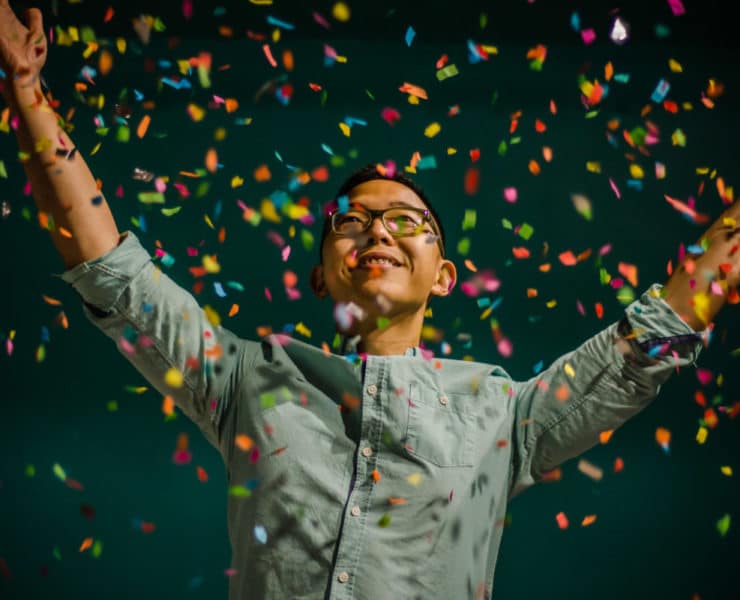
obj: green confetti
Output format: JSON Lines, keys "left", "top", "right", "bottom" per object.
{"left": 0, "top": 160, "right": 7, "bottom": 179}
{"left": 137, "top": 192, "right": 165, "bottom": 205}
{"left": 53, "top": 463, "right": 67, "bottom": 482}
{"left": 106, "top": 400, "right": 118, "bottom": 412}
{"left": 161, "top": 206, "right": 182, "bottom": 217}
{"left": 501, "top": 218, "right": 512, "bottom": 230}
{"left": 436, "top": 64, "right": 459, "bottom": 81}
{"left": 377, "top": 317, "right": 390, "bottom": 330}
{"left": 301, "top": 229, "right": 314, "bottom": 251}
{"left": 260, "top": 392, "right": 276, "bottom": 410}
{"left": 25, "top": 464, "right": 35, "bottom": 477}
{"left": 116, "top": 125, "right": 130, "bottom": 143}
{"left": 462, "top": 209, "right": 477, "bottom": 231}
{"left": 518, "top": 222, "right": 534, "bottom": 240}
{"left": 53, "top": 546, "right": 62, "bottom": 561}
{"left": 716, "top": 513, "right": 731, "bottom": 537}
{"left": 457, "top": 237, "right": 470, "bottom": 256}
{"left": 615, "top": 286, "right": 635, "bottom": 306}
{"left": 92, "top": 540, "right": 103, "bottom": 558}
{"left": 229, "top": 485, "right": 252, "bottom": 498}
{"left": 377, "top": 513, "right": 392, "bottom": 528}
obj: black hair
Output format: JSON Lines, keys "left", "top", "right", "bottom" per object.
{"left": 318, "top": 164, "right": 446, "bottom": 260}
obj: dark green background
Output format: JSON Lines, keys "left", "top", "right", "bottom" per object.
{"left": 1, "top": 1, "right": 738, "bottom": 598}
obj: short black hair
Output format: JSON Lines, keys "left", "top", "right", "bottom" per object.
{"left": 319, "top": 164, "right": 446, "bottom": 260}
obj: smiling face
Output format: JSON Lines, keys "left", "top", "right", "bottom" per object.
{"left": 311, "top": 179, "right": 457, "bottom": 328}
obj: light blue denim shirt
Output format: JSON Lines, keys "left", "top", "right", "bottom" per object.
{"left": 58, "top": 230, "right": 704, "bottom": 600}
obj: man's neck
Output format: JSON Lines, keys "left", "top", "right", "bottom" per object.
{"left": 353, "top": 309, "right": 424, "bottom": 356}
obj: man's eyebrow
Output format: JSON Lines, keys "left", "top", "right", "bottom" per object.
{"left": 349, "top": 199, "right": 424, "bottom": 209}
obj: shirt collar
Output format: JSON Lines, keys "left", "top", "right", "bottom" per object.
{"left": 338, "top": 334, "right": 421, "bottom": 358}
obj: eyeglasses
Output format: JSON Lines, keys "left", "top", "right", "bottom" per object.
{"left": 327, "top": 205, "right": 445, "bottom": 256}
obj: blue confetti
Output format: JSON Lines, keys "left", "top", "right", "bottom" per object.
{"left": 214, "top": 282, "right": 227, "bottom": 298}
{"left": 570, "top": 12, "right": 581, "bottom": 31}
{"left": 405, "top": 26, "right": 416, "bottom": 47}
{"left": 40, "top": 326, "right": 50, "bottom": 343}
{"left": 254, "top": 526, "right": 268, "bottom": 544}
{"left": 337, "top": 195, "right": 349, "bottom": 214}
{"left": 320, "top": 143, "right": 334, "bottom": 156}
{"left": 651, "top": 79, "right": 670, "bottom": 103}
{"left": 533, "top": 360, "right": 544, "bottom": 375}
{"left": 266, "top": 15, "right": 295, "bottom": 30}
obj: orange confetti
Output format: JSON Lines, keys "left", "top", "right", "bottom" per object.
{"left": 371, "top": 469, "right": 381, "bottom": 483}
{"left": 398, "top": 82, "right": 428, "bottom": 100}
{"left": 528, "top": 159, "right": 541, "bottom": 175}
{"left": 538, "top": 263, "right": 551, "bottom": 273}
{"left": 311, "top": 165, "right": 329, "bottom": 181}
{"left": 99, "top": 49, "right": 113, "bottom": 76}
{"left": 235, "top": 434, "right": 254, "bottom": 452}
{"left": 254, "top": 164, "right": 271, "bottom": 182}
{"left": 228, "top": 303, "right": 239, "bottom": 317}
{"left": 614, "top": 457, "right": 624, "bottom": 473}
{"left": 136, "top": 114, "right": 151, "bottom": 139}
{"left": 57, "top": 311, "right": 69, "bottom": 329}
{"left": 581, "top": 515, "right": 597, "bottom": 527}
{"left": 388, "top": 497, "right": 408, "bottom": 506}
{"left": 42, "top": 295, "right": 63, "bottom": 306}
{"left": 58, "top": 226, "right": 73, "bottom": 239}
{"left": 79, "top": 537, "right": 94, "bottom": 552}
{"left": 558, "top": 251, "right": 577, "bottom": 266}
{"left": 464, "top": 259, "right": 478, "bottom": 272}
{"left": 549, "top": 99, "right": 557, "bottom": 114}
{"left": 224, "top": 98, "right": 239, "bottom": 113}
{"left": 526, "top": 288, "right": 538, "bottom": 298}
{"left": 618, "top": 261, "right": 638, "bottom": 287}
{"left": 512, "top": 247, "right": 530, "bottom": 259}
{"left": 555, "top": 383, "right": 570, "bottom": 402}
{"left": 599, "top": 430, "right": 613, "bottom": 444}
{"left": 282, "top": 49, "right": 294, "bottom": 71}
{"left": 196, "top": 466, "right": 209, "bottom": 482}
{"left": 542, "top": 146, "right": 553, "bottom": 162}
{"left": 162, "top": 395, "right": 175, "bottom": 416}
{"left": 103, "top": 6, "right": 115, "bottom": 22}
{"left": 604, "top": 61, "right": 613, "bottom": 81}
{"left": 205, "top": 148, "right": 218, "bottom": 173}
{"left": 555, "top": 512, "right": 569, "bottom": 530}
{"left": 535, "top": 119, "right": 547, "bottom": 133}
{"left": 655, "top": 427, "right": 671, "bottom": 447}
{"left": 283, "top": 270, "right": 298, "bottom": 288}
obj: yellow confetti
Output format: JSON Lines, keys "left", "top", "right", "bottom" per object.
{"left": 295, "top": 322, "right": 312, "bottom": 338}
{"left": 720, "top": 466, "right": 733, "bottom": 476}
{"left": 339, "top": 122, "right": 351, "bottom": 137}
{"left": 629, "top": 163, "right": 644, "bottom": 179}
{"left": 203, "top": 305, "right": 221, "bottom": 327}
{"left": 332, "top": 2, "right": 350, "bottom": 21}
{"left": 231, "top": 175, "right": 244, "bottom": 188}
{"left": 406, "top": 473, "right": 423, "bottom": 486}
{"left": 586, "top": 161, "right": 602, "bottom": 173}
{"left": 202, "top": 255, "right": 221, "bottom": 273}
{"left": 424, "top": 122, "right": 441, "bottom": 138}
{"left": 164, "top": 367, "right": 184, "bottom": 388}
{"left": 668, "top": 58, "right": 683, "bottom": 73}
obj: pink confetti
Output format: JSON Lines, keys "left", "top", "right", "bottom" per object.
{"left": 576, "top": 300, "right": 585, "bottom": 316}
{"left": 312, "top": 11, "right": 331, "bottom": 29}
{"left": 381, "top": 107, "right": 401, "bottom": 126}
{"left": 503, "top": 187, "right": 518, "bottom": 203}
{"left": 262, "top": 44, "right": 278, "bottom": 68}
{"left": 556, "top": 512, "right": 569, "bottom": 529}
{"left": 696, "top": 368, "right": 713, "bottom": 386}
{"left": 667, "top": 0, "right": 686, "bottom": 16}
{"left": 580, "top": 28, "right": 596, "bottom": 44}
{"left": 497, "top": 338, "right": 513, "bottom": 357}
{"left": 608, "top": 177, "right": 621, "bottom": 199}
{"left": 182, "top": 0, "right": 193, "bottom": 19}
{"left": 598, "top": 243, "right": 612, "bottom": 257}
{"left": 115, "top": 185, "right": 124, "bottom": 198}
{"left": 264, "top": 287, "right": 272, "bottom": 302}
{"left": 281, "top": 245, "right": 291, "bottom": 262}
{"left": 710, "top": 281, "right": 725, "bottom": 296}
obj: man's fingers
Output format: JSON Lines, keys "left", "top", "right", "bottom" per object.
{"left": 26, "top": 7, "right": 44, "bottom": 36}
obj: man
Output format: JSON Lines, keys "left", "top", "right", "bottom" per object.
{"left": 2, "top": 2, "right": 738, "bottom": 599}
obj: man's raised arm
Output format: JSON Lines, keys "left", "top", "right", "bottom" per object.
{"left": 1, "top": 0, "right": 120, "bottom": 268}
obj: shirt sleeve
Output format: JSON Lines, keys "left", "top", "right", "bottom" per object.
{"left": 53, "top": 230, "right": 249, "bottom": 450}
{"left": 508, "top": 283, "right": 705, "bottom": 498}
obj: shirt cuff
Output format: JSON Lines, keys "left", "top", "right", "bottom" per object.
{"left": 51, "top": 230, "right": 151, "bottom": 313}
{"left": 622, "top": 282, "right": 706, "bottom": 366}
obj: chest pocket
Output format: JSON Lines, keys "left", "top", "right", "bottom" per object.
{"left": 404, "top": 382, "right": 476, "bottom": 468}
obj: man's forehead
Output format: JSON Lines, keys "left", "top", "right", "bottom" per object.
{"left": 347, "top": 179, "right": 425, "bottom": 209}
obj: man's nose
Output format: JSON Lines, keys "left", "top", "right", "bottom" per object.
{"left": 364, "top": 215, "right": 394, "bottom": 243}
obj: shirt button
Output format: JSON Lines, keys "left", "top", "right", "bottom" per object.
{"left": 361, "top": 446, "right": 373, "bottom": 458}
{"left": 351, "top": 505, "right": 362, "bottom": 516}
{"left": 338, "top": 571, "right": 350, "bottom": 583}
{"left": 438, "top": 394, "right": 449, "bottom": 406}
{"left": 367, "top": 384, "right": 378, "bottom": 396}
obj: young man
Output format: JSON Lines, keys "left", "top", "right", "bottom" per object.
{"left": 2, "top": 3, "right": 738, "bottom": 599}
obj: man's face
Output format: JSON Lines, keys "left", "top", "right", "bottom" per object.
{"left": 311, "top": 179, "right": 457, "bottom": 323}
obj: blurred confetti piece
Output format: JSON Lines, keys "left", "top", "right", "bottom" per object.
{"left": 655, "top": 427, "right": 671, "bottom": 452}
{"left": 577, "top": 459, "right": 603, "bottom": 481}
{"left": 254, "top": 525, "right": 268, "bottom": 544}
{"left": 555, "top": 512, "right": 569, "bottom": 529}
{"left": 196, "top": 466, "right": 209, "bottom": 482}
{"left": 716, "top": 514, "right": 731, "bottom": 537}
{"left": 235, "top": 434, "right": 254, "bottom": 451}
{"left": 720, "top": 466, "right": 733, "bottom": 477}
{"left": 79, "top": 538, "right": 94, "bottom": 552}
{"left": 581, "top": 515, "right": 597, "bottom": 527}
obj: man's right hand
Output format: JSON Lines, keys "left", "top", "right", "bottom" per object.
{"left": 0, "top": 0, "right": 47, "bottom": 101}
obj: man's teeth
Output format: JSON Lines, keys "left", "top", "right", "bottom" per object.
{"left": 360, "top": 257, "right": 396, "bottom": 266}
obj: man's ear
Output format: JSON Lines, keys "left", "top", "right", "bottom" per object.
{"left": 430, "top": 259, "right": 457, "bottom": 298}
{"left": 310, "top": 264, "right": 329, "bottom": 298}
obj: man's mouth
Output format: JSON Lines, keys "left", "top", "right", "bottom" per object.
{"left": 355, "top": 254, "right": 403, "bottom": 269}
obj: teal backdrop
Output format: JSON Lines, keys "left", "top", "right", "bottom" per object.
{"left": 1, "top": 1, "right": 738, "bottom": 598}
